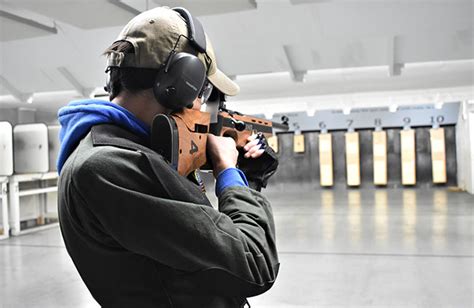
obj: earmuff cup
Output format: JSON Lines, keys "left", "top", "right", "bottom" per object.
{"left": 104, "top": 7, "right": 209, "bottom": 109}
{"left": 153, "top": 52, "right": 207, "bottom": 110}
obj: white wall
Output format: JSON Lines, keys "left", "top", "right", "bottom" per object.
{"left": 36, "top": 110, "right": 59, "bottom": 125}
{"left": 0, "top": 108, "right": 36, "bottom": 124}
{"left": 0, "top": 108, "right": 58, "bottom": 125}
{"left": 470, "top": 110, "right": 474, "bottom": 194}
{"left": 17, "top": 108, "right": 36, "bottom": 124}
{"left": 226, "top": 85, "right": 474, "bottom": 119}
{"left": 456, "top": 100, "right": 474, "bottom": 194}
{"left": 0, "top": 108, "right": 18, "bottom": 124}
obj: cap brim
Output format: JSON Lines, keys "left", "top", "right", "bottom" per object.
{"left": 208, "top": 68, "right": 240, "bottom": 96}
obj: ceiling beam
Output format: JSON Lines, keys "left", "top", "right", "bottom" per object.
{"left": 0, "top": 75, "right": 32, "bottom": 103}
{"left": 283, "top": 45, "right": 307, "bottom": 82}
{"left": 256, "top": 0, "right": 292, "bottom": 9}
{"left": 0, "top": 9, "right": 57, "bottom": 34}
{"left": 248, "top": 0, "right": 258, "bottom": 8}
{"left": 387, "top": 36, "right": 404, "bottom": 77}
{"left": 58, "top": 67, "right": 94, "bottom": 98}
{"left": 290, "top": 0, "right": 331, "bottom": 5}
{"left": 107, "top": 0, "right": 141, "bottom": 15}
{"left": 293, "top": 71, "right": 306, "bottom": 82}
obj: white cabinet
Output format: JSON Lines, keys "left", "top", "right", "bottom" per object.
{"left": 13, "top": 123, "right": 49, "bottom": 173}
{"left": 0, "top": 122, "right": 13, "bottom": 176}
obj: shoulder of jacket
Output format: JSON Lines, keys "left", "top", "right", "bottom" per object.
{"left": 90, "top": 124, "right": 151, "bottom": 153}
{"left": 74, "top": 132, "right": 170, "bottom": 178}
{"left": 74, "top": 140, "right": 140, "bottom": 175}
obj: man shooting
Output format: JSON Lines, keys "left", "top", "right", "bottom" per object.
{"left": 57, "top": 6, "right": 279, "bottom": 308}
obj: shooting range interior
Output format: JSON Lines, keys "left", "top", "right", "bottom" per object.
{"left": 0, "top": 1, "right": 473, "bottom": 307}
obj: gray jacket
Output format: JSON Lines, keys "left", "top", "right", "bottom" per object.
{"left": 58, "top": 124, "right": 279, "bottom": 307}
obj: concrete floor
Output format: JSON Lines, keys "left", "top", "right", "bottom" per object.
{"left": 1, "top": 186, "right": 473, "bottom": 307}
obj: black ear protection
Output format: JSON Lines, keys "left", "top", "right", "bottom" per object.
{"left": 153, "top": 7, "right": 209, "bottom": 110}
{"left": 104, "top": 7, "right": 211, "bottom": 110}
{"left": 104, "top": 67, "right": 112, "bottom": 94}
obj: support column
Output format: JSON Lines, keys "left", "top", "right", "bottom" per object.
{"left": 8, "top": 179, "right": 20, "bottom": 236}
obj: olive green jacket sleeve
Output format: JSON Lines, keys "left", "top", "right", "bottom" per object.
{"left": 71, "top": 145, "right": 279, "bottom": 297}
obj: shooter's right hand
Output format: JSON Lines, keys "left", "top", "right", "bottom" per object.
{"left": 207, "top": 134, "right": 239, "bottom": 178}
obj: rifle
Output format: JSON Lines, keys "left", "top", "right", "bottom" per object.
{"left": 150, "top": 92, "right": 289, "bottom": 177}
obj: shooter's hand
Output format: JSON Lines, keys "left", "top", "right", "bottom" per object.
{"left": 243, "top": 134, "right": 265, "bottom": 159}
{"left": 207, "top": 134, "right": 239, "bottom": 178}
{"left": 238, "top": 133, "right": 279, "bottom": 190}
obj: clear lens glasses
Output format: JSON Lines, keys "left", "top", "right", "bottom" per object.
{"left": 199, "top": 81, "right": 213, "bottom": 103}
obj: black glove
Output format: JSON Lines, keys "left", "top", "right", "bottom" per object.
{"left": 237, "top": 133, "right": 279, "bottom": 191}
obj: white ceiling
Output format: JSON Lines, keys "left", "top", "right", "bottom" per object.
{"left": 0, "top": 0, "right": 473, "bottom": 112}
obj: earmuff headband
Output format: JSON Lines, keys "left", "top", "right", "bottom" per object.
{"left": 172, "top": 7, "right": 207, "bottom": 53}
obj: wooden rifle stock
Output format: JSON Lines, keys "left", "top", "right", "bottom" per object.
{"left": 151, "top": 108, "right": 287, "bottom": 176}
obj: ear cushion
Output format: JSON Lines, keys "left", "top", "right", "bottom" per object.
{"left": 153, "top": 52, "right": 206, "bottom": 110}
{"left": 104, "top": 67, "right": 112, "bottom": 93}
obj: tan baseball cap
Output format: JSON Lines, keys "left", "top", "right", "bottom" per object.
{"left": 106, "top": 6, "right": 239, "bottom": 96}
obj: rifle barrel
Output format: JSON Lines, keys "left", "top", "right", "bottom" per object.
{"left": 272, "top": 122, "right": 289, "bottom": 131}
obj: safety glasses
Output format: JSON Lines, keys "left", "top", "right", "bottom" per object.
{"left": 198, "top": 81, "right": 213, "bottom": 103}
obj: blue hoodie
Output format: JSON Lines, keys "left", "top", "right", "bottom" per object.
{"left": 56, "top": 99, "right": 150, "bottom": 174}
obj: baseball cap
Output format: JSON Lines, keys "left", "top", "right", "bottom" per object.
{"left": 106, "top": 6, "right": 239, "bottom": 96}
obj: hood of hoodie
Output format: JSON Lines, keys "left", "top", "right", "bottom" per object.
{"left": 56, "top": 99, "right": 150, "bottom": 174}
